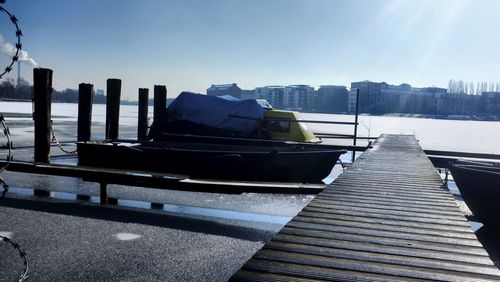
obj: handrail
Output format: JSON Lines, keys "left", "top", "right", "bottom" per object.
{"left": 229, "top": 89, "right": 362, "bottom": 162}
{"left": 228, "top": 114, "right": 358, "bottom": 125}
{"left": 314, "top": 133, "right": 377, "bottom": 140}
{"left": 424, "top": 150, "right": 500, "bottom": 160}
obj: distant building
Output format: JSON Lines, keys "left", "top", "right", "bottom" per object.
{"left": 481, "top": 92, "right": 500, "bottom": 114}
{"left": 351, "top": 81, "right": 450, "bottom": 114}
{"left": 351, "top": 80, "right": 390, "bottom": 113}
{"left": 285, "top": 85, "right": 315, "bottom": 110}
{"left": 348, "top": 89, "right": 358, "bottom": 113}
{"left": 255, "top": 86, "right": 286, "bottom": 108}
{"left": 420, "top": 87, "right": 447, "bottom": 114}
{"left": 207, "top": 83, "right": 241, "bottom": 98}
{"left": 317, "top": 85, "right": 349, "bottom": 113}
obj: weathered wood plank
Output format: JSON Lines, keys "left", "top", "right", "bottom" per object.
{"left": 329, "top": 181, "right": 452, "bottom": 195}
{"left": 273, "top": 233, "right": 494, "bottom": 265}
{"left": 318, "top": 192, "right": 458, "bottom": 207}
{"left": 240, "top": 259, "right": 429, "bottom": 282}
{"left": 313, "top": 198, "right": 459, "bottom": 215}
{"left": 286, "top": 220, "right": 481, "bottom": 246}
{"left": 302, "top": 206, "right": 470, "bottom": 227}
{"left": 280, "top": 226, "right": 489, "bottom": 256}
{"left": 298, "top": 210, "right": 472, "bottom": 232}
{"left": 263, "top": 241, "right": 500, "bottom": 276}
{"left": 253, "top": 249, "right": 500, "bottom": 281}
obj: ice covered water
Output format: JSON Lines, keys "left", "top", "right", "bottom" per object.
{"left": 2, "top": 101, "right": 499, "bottom": 153}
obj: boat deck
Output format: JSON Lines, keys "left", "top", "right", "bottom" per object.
{"left": 231, "top": 134, "right": 500, "bottom": 281}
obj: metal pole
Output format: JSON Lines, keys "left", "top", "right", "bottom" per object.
{"left": 138, "top": 88, "right": 149, "bottom": 140}
{"left": 352, "top": 88, "right": 360, "bottom": 163}
{"left": 105, "top": 78, "right": 121, "bottom": 140}
{"left": 33, "top": 68, "right": 52, "bottom": 164}
{"left": 77, "top": 83, "right": 93, "bottom": 142}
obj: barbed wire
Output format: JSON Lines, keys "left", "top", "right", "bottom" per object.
{"left": 0, "top": 6, "right": 29, "bottom": 280}
{"left": 0, "top": 235, "right": 30, "bottom": 282}
{"left": 0, "top": 114, "right": 12, "bottom": 196}
{"left": 0, "top": 5, "right": 22, "bottom": 79}
{"left": 0, "top": 114, "right": 13, "bottom": 170}
{"left": 50, "top": 121, "right": 77, "bottom": 154}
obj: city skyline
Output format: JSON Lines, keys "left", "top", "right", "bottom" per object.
{"left": 1, "top": 0, "right": 499, "bottom": 100}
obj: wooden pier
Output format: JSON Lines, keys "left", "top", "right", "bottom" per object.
{"left": 231, "top": 134, "right": 500, "bottom": 281}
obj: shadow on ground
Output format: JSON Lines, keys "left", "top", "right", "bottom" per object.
{"left": 0, "top": 196, "right": 276, "bottom": 243}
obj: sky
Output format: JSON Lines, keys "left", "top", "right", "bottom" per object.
{"left": 0, "top": 0, "right": 499, "bottom": 100}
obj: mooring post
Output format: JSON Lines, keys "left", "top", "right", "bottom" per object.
{"left": 33, "top": 68, "right": 53, "bottom": 197}
{"left": 106, "top": 78, "right": 122, "bottom": 140}
{"left": 77, "top": 83, "right": 94, "bottom": 201}
{"left": 33, "top": 68, "right": 53, "bottom": 164}
{"left": 153, "top": 85, "right": 167, "bottom": 128}
{"left": 78, "top": 83, "right": 93, "bottom": 142}
{"left": 352, "top": 88, "right": 360, "bottom": 163}
{"left": 138, "top": 88, "right": 149, "bottom": 140}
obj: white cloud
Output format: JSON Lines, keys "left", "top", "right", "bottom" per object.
{"left": 0, "top": 33, "right": 39, "bottom": 67}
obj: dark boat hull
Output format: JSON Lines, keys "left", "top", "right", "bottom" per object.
{"left": 450, "top": 160, "right": 500, "bottom": 226}
{"left": 152, "top": 132, "right": 319, "bottom": 148}
{"left": 77, "top": 141, "right": 345, "bottom": 183}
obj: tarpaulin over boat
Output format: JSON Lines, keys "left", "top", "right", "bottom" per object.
{"left": 150, "top": 92, "right": 265, "bottom": 138}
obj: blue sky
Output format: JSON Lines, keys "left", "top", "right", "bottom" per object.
{"left": 1, "top": 0, "right": 499, "bottom": 100}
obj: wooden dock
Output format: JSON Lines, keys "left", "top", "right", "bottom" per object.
{"left": 231, "top": 134, "right": 500, "bottom": 281}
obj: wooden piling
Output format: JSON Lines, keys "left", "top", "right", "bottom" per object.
{"left": 151, "top": 202, "right": 164, "bottom": 209}
{"left": 138, "top": 88, "right": 149, "bottom": 140}
{"left": 108, "top": 197, "right": 118, "bottom": 205}
{"left": 33, "top": 68, "right": 53, "bottom": 163}
{"left": 105, "top": 79, "right": 122, "bottom": 140}
{"left": 99, "top": 182, "right": 108, "bottom": 205}
{"left": 77, "top": 83, "right": 93, "bottom": 142}
{"left": 33, "top": 189, "right": 51, "bottom": 197}
{"left": 76, "top": 194, "right": 91, "bottom": 201}
{"left": 153, "top": 85, "right": 167, "bottom": 127}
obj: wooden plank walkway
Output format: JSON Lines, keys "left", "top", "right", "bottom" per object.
{"left": 231, "top": 134, "right": 500, "bottom": 282}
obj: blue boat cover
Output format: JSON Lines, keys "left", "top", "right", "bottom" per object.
{"left": 166, "top": 92, "right": 265, "bottom": 134}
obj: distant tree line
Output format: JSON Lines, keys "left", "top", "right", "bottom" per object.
{"left": 448, "top": 79, "right": 500, "bottom": 95}
{"left": 0, "top": 78, "right": 176, "bottom": 106}
{"left": 0, "top": 78, "right": 105, "bottom": 103}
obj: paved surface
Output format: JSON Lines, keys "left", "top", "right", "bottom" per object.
{"left": 232, "top": 135, "right": 500, "bottom": 281}
{"left": 0, "top": 192, "right": 303, "bottom": 281}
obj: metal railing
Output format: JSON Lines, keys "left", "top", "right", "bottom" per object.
{"left": 230, "top": 89, "right": 369, "bottom": 162}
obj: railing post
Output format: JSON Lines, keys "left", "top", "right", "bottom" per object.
{"left": 105, "top": 79, "right": 121, "bottom": 140}
{"left": 153, "top": 85, "right": 167, "bottom": 128}
{"left": 77, "top": 83, "right": 93, "bottom": 142}
{"left": 352, "top": 88, "right": 360, "bottom": 163}
{"left": 33, "top": 68, "right": 53, "bottom": 164}
{"left": 138, "top": 88, "right": 149, "bottom": 140}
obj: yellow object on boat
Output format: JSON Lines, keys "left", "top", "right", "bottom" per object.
{"left": 263, "top": 109, "right": 321, "bottom": 143}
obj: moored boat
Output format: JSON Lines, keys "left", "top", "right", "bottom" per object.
{"left": 149, "top": 92, "right": 321, "bottom": 144}
{"left": 77, "top": 141, "right": 346, "bottom": 183}
{"left": 450, "top": 160, "right": 500, "bottom": 226}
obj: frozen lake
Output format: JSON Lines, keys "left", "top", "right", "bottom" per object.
{"left": 1, "top": 101, "right": 499, "bottom": 154}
